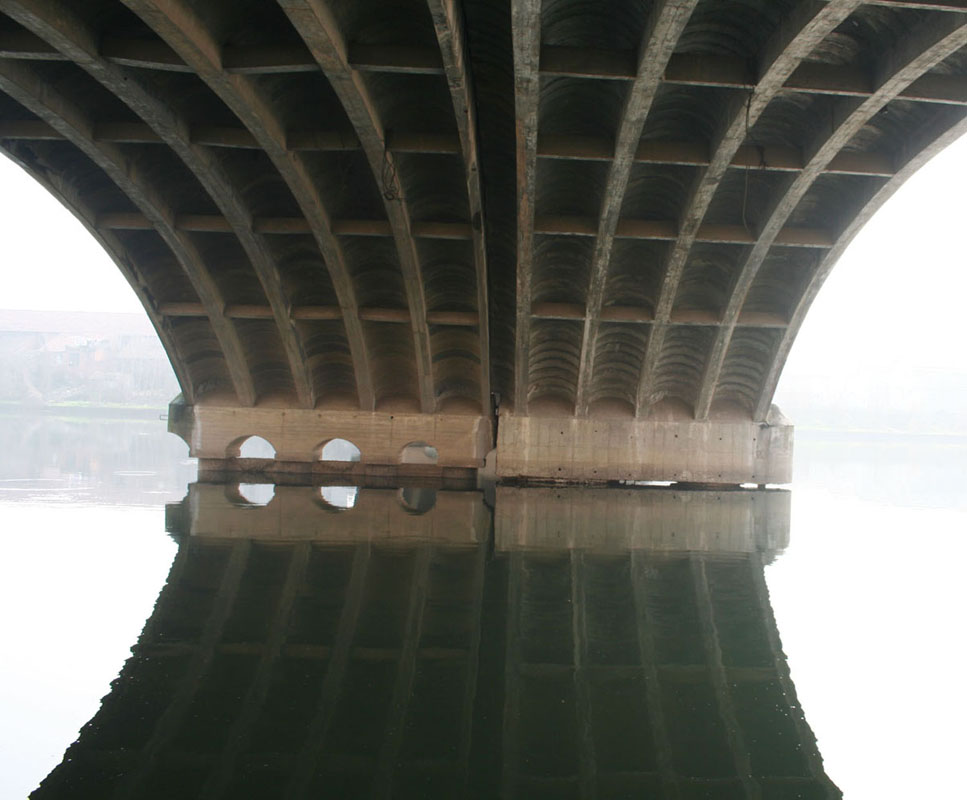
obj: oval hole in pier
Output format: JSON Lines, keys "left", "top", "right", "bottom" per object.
{"left": 237, "top": 483, "right": 275, "bottom": 506}
{"left": 400, "top": 441, "right": 438, "bottom": 464}
{"left": 320, "top": 485, "right": 358, "bottom": 510}
{"left": 232, "top": 435, "right": 276, "bottom": 459}
{"left": 318, "top": 438, "right": 361, "bottom": 462}
{"left": 399, "top": 487, "right": 437, "bottom": 514}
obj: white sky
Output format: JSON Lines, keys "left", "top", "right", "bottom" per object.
{"left": 777, "top": 131, "right": 967, "bottom": 378}
{"left": 1, "top": 132, "right": 967, "bottom": 372}
{"left": 0, "top": 152, "right": 145, "bottom": 314}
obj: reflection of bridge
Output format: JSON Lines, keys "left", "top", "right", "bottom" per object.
{"left": 35, "top": 486, "right": 840, "bottom": 798}
{"left": 2, "top": 1, "right": 966, "bottom": 482}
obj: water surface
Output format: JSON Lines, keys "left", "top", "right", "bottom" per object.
{"left": 1, "top": 413, "right": 964, "bottom": 798}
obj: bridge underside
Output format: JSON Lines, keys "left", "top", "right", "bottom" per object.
{"left": 1, "top": 0, "right": 965, "bottom": 482}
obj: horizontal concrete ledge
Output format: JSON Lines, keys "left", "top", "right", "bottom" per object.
{"left": 169, "top": 399, "right": 493, "bottom": 467}
{"left": 496, "top": 411, "right": 793, "bottom": 485}
{"left": 196, "top": 459, "right": 478, "bottom": 489}
{"left": 167, "top": 483, "right": 789, "bottom": 559}
{"left": 170, "top": 399, "right": 793, "bottom": 486}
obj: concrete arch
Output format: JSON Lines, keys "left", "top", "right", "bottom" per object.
{"left": 0, "top": 147, "right": 196, "bottom": 401}
{"left": 234, "top": 482, "right": 277, "bottom": 506}
{"left": 315, "top": 437, "right": 362, "bottom": 463}
{"left": 3, "top": 0, "right": 319, "bottom": 406}
{"left": 399, "top": 441, "right": 440, "bottom": 464}
{"left": 0, "top": 56, "right": 256, "bottom": 406}
{"left": 2, "top": 0, "right": 965, "bottom": 483}
{"left": 226, "top": 435, "right": 277, "bottom": 459}
{"left": 317, "top": 485, "right": 359, "bottom": 510}
{"left": 278, "top": 0, "right": 436, "bottom": 413}
{"left": 698, "top": 12, "right": 967, "bottom": 418}
{"left": 636, "top": 0, "right": 865, "bottom": 416}
{"left": 398, "top": 486, "right": 438, "bottom": 513}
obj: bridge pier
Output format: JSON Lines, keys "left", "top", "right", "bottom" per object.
{"left": 496, "top": 410, "right": 793, "bottom": 485}
{"left": 170, "top": 397, "right": 792, "bottom": 486}
{"left": 167, "top": 398, "right": 493, "bottom": 470}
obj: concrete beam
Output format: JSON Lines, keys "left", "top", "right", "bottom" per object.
{"left": 168, "top": 399, "right": 493, "bottom": 467}
{"left": 511, "top": 0, "right": 542, "bottom": 414}
{"left": 281, "top": 0, "right": 436, "bottom": 414}
{"left": 697, "top": 10, "right": 967, "bottom": 419}
{"left": 0, "top": 57, "right": 256, "bottom": 406}
{"left": 121, "top": 0, "right": 376, "bottom": 410}
{"left": 574, "top": 0, "right": 700, "bottom": 416}
{"left": 428, "top": 0, "right": 492, "bottom": 413}
{"left": 636, "top": 0, "right": 864, "bottom": 415}
{"left": 495, "top": 410, "right": 793, "bottom": 485}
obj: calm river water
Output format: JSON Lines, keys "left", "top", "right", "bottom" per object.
{"left": 1, "top": 409, "right": 964, "bottom": 799}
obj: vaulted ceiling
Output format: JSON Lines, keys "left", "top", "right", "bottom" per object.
{"left": 1, "top": 0, "right": 965, "bottom": 419}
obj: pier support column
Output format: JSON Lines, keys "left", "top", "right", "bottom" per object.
{"left": 168, "top": 398, "right": 792, "bottom": 485}
{"left": 167, "top": 398, "right": 493, "bottom": 469}
{"left": 495, "top": 407, "right": 793, "bottom": 485}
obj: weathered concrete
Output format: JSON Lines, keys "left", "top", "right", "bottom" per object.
{"left": 168, "top": 483, "right": 489, "bottom": 544}
{"left": 35, "top": 517, "right": 837, "bottom": 799}
{"left": 168, "top": 481, "right": 789, "bottom": 559}
{"left": 171, "top": 397, "right": 792, "bottom": 485}
{"left": 169, "top": 398, "right": 492, "bottom": 467}
{"left": 495, "top": 485, "right": 789, "bottom": 557}
{"left": 3, "top": 1, "right": 965, "bottom": 491}
{"left": 496, "top": 409, "right": 793, "bottom": 484}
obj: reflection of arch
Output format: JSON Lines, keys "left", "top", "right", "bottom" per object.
{"left": 36, "top": 537, "right": 839, "bottom": 799}
{"left": 224, "top": 482, "right": 275, "bottom": 506}
{"left": 316, "top": 438, "right": 362, "bottom": 463}
{"left": 318, "top": 485, "right": 358, "bottom": 510}
{"left": 399, "top": 487, "right": 437, "bottom": 514}
{"left": 227, "top": 435, "right": 276, "bottom": 459}
{"left": 399, "top": 441, "right": 439, "bottom": 465}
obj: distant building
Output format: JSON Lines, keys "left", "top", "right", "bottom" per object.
{"left": 0, "top": 309, "right": 179, "bottom": 406}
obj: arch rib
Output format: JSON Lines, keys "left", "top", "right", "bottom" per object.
{"left": 278, "top": 0, "right": 436, "bottom": 414}
{"left": 635, "top": 0, "right": 865, "bottom": 416}
{"left": 755, "top": 111, "right": 967, "bottom": 421}
{"left": 1, "top": 58, "right": 268, "bottom": 405}
{"left": 0, "top": 147, "right": 195, "bottom": 402}
{"left": 573, "top": 0, "right": 699, "bottom": 416}
{"left": 0, "top": 58, "right": 256, "bottom": 405}
{"left": 427, "top": 0, "right": 492, "bottom": 413}
{"left": 3, "top": 0, "right": 319, "bottom": 407}
{"left": 118, "top": 0, "right": 376, "bottom": 410}
{"left": 511, "top": 0, "right": 541, "bottom": 414}
{"left": 697, "top": 11, "right": 967, "bottom": 419}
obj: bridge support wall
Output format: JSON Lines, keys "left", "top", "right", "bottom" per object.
{"left": 496, "top": 412, "right": 793, "bottom": 485}
{"left": 170, "top": 400, "right": 793, "bottom": 485}
{"left": 168, "top": 399, "right": 493, "bottom": 468}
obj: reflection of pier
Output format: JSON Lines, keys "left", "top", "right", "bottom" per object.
{"left": 496, "top": 486, "right": 789, "bottom": 558}
{"left": 168, "top": 483, "right": 790, "bottom": 557}
{"left": 167, "top": 484, "right": 491, "bottom": 545}
{"left": 35, "top": 487, "right": 837, "bottom": 799}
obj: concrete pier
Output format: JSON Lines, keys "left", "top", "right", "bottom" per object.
{"left": 169, "top": 399, "right": 793, "bottom": 486}
{"left": 496, "top": 410, "right": 793, "bottom": 485}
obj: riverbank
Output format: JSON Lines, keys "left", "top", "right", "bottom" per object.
{"left": 0, "top": 401, "right": 168, "bottom": 422}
